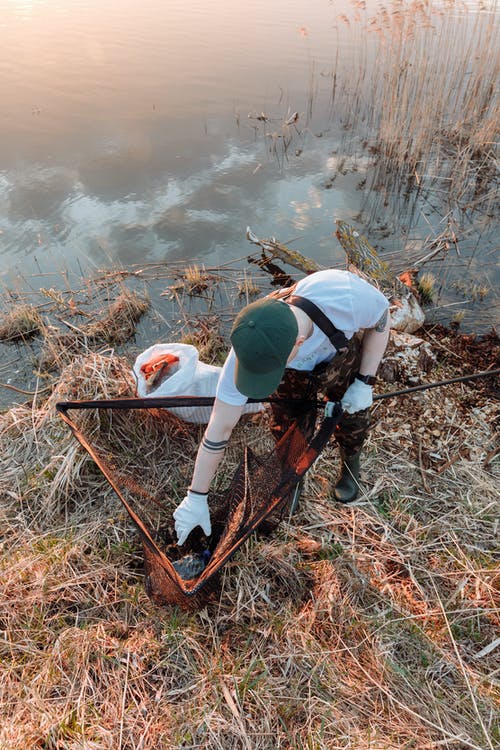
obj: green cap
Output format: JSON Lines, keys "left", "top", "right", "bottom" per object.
{"left": 230, "top": 298, "right": 298, "bottom": 399}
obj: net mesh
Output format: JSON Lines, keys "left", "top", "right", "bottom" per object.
{"left": 57, "top": 399, "right": 342, "bottom": 610}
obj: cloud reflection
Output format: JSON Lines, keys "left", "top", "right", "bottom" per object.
{"left": 0, "top": 129, "right": 363, "bottom": 278}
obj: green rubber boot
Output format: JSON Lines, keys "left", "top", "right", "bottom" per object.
{"left": 333, "top": 449, "right": 361, "bottom": 504}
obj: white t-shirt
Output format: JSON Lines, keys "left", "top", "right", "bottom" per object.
{"left": 216, "top": 269, "right": 389, "bottom": 406}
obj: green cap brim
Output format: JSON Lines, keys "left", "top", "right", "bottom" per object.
{"left": 234, "top": 359, "right": 286, "bottom": 400}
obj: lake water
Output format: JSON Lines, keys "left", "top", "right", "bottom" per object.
{"left": 0, "top": 0, "right": 498, "bottom": 341}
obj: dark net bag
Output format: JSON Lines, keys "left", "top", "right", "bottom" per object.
{"left": 57, "top": 396, "right": 342, "bottom": 610}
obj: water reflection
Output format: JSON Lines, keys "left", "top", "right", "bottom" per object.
{"left": 0, "top": 0, "right": 498, "bottom": 333}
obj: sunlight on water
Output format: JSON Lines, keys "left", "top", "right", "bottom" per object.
{"left": 0, "top": 0, "right": 352, "bottom": 266}
{"left": 0, "top": 0, "right": 497, "bottom": 334}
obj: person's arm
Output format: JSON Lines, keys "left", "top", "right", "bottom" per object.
{"left": 358, "top": 307, "right": 391, "bottom": 377}
{"left": 173, "top": 398, "right": 244, "bottom": 544}
{"left": 341, "top": 308, "right": 391, "bottom": 414}
{"left": 190, "top": 398, "right": 245, "bottom": 493}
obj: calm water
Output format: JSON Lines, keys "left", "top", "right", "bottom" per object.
{"left": 0, "top": 0, "right": 357, "bottom": 269}
{"left": 0, "top": 1, "right": 498, "bottom": 332}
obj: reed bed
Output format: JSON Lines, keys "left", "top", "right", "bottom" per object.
{"left": 0, "top": 318, "right": 498, "bottom": 748}
{"left": 330, "top": 0, "right": 499, "bottom": 225}
{"left": 377, "top": 8, "right": 497, "bottom": 207}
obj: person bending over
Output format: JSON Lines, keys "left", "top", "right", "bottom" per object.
{"left": 174, "top": 268, "right": 390, "bottom": 545}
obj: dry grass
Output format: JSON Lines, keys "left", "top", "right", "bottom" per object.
{"left": 165, "top": 265, "right": 216, "bottom": 297}
{"left": 83, "top": 289, "right": 150, "bottom": 344}
{"left": 0, "top": 323, "right": 498, "bottom": 748}
{"left": 417, "top": 272, "right": 437, "bottom": 305}
{"left": 0, "top": 303, "right": 43, "bottom": 342}
{"left": 180, "top": 315, "right": 229, "bottom": 366}
{"left": 237, "top": 273, "right": 261, "bottom": 300}
{"left": 38, "top": 289, "right": 150, "bottom": 373}
{"left": 183, "top": 265, "right": 210, "bottom": 295}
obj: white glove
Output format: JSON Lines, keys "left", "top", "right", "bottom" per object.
{"left": 173, "top": 491, "right": 211, "bottom": 546}
{"left": 341, "top": 378, "right": 373, "bottom": 414}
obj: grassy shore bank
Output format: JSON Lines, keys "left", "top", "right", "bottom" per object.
{"left": 0, "top": 292, "right": 498, "bottom": 748}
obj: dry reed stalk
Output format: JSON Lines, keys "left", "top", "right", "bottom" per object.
{"left": 82, "top": 288, "right": 150, "bottom": 344}
{"left": 165, "top": 265, "right": 219, "bottom": 297}
{"left": 365, "top": 1, "right": 499, "bottom": 197}
{"left": 236, "top": 272, "right": 260, "bottom": 300}
{"left": 180, "top": 315, "right": 229, "bottom": 366}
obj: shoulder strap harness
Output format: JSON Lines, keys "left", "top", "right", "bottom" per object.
{"left": 287, "top": 294, "right": 349, "bottom": 353}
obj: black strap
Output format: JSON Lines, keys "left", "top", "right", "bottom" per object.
{"left": 287, "top": 295, "right": 349, "bottom": 352}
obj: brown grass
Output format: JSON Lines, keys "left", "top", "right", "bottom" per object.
{"left": 180, "top": 315, "right": 229, "bottom": 366}
{"left": 0, "top": 322, "right": 498, "bottom": 749}
{"left": 0, "top": 303, "right": 43, "bottom": 342}
{"left": 37, "top": 289, "right": 150, "bottom": 373}
{"left": 237, "top": 273, "right": 261, "bottom": 300}
{"left": 166, "top": 265, "right": 217, "bottom": 297}
{"left": 83, "top": 289, "right": 151, "bottom": 344}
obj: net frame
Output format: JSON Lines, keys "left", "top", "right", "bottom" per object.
{"left": 56, "top": 395, "right": 343, "bottom": 608}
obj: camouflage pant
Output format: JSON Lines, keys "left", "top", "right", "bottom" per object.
{"left": 269, "top": 332, "right": 370, "bottom": 456}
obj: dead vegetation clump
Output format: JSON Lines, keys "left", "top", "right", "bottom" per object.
{"left": 0, "top": 303, "right": 43, "bottom": 342}
{"left": 0, "top": 323, "right": 498, "bottom": 748}
{"left": 37, "top": 289, "right": 150, "bottom": 372}
{"left": 236, "top": 273, "right": 261, "bottom": 299}
{"left": 82, "top": 289, "right": 150, "bottom": 344}
{"left": 180, "top": 315, "right": 229, "bottom": 366}
{"left": 164, "top": 264, "right": 219, "bottom": 297}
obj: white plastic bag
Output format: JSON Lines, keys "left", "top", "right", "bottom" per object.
{"left": 133, "top": 343, "right": 262, "bottom": 423}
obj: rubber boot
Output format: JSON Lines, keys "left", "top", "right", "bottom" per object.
{"left": 333, "top": 449, "right": 361, "bottom": 504}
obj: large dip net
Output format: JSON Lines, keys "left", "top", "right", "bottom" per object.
{"left": 56, "top": 395, "right": 343, "bottom": 610}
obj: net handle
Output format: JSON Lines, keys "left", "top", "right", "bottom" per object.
{"left": 55, "top": 395, "right": 313, "bottom": 412}
{"left": 56, "top": 366, "right": 499, "bottom": 414}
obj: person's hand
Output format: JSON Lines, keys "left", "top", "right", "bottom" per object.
{"left": 173, "top": 491, "right": 211, "bottom": 546}
{"left": 341, "top": 378, "right": 373, "bottom": 414}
